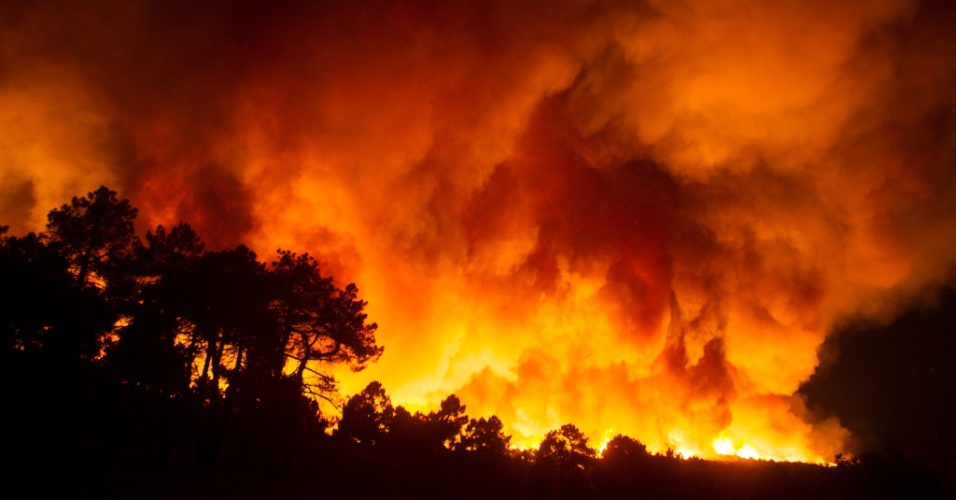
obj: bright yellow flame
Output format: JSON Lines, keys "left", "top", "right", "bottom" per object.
{"left": 597, "top": 429, "right": 615, "bottom": 457}
{"left": 737, "top": 444, "right": 760, "bottom": 461}
{"left": 713, "top": 437, "right": 735, "bottom": 456}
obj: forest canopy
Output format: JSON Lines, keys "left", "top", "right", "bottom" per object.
{"left": 2, "top": 187, "right": 382, "bottom": 466}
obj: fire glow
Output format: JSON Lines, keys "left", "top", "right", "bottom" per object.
{"left": 2, "top": 0, "right": 955, "bottom": 463}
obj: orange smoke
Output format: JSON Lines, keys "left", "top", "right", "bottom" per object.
{"left": 2, "top": 0, "right": 955, "bottom": 461}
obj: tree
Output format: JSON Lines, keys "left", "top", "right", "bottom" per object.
{"left": 270, "top": 250, "right": 382, "bottom": 400}
{"left": 0, "top": 230, "right": 75, "bottom": 354}
{"left": 44, "top": 186, "right": 138, "bottom": 290}
{"left": 457, "top": 415, "right": 511, "bottom": 456}
{"left": 602, "top": 434, "right": 648, "bottom": 462}
{"left": 105, "top": 223, "right": 206, "bottom": 396}
{"left": 385, "top": 404, "right": 423, "bottom": 451}
{"left": 535, "top": 424, "right": 597, "bottom": 497}
{"left": 337, "top": 381, "right": 393, "bottom": 446}
{"left": 537, "top": 424, "right": 596, "bottom": 463}
{"left": 138, "top": 222, "right": 206, "bottom": 277}
{"left": 1, "top": 229, "right": 115, "bottom": 362}
{"left": 4, "top": 186, "right": 392, "bottom": 475}
{"left": 424, "top": 394, "right": 468, "bottom": 451}
{"left": 2, "top": 187, "right": 142, "bottom": 362}
{"left": 181, "top": 247, "right": 274, "bottom": 401}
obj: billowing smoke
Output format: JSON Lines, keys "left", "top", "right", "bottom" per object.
{"left": 2, "top": 0, "right": 954, "bottom": 460}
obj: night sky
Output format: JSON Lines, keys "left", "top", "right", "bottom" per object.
{"left": 800, "top": 286, "right": 956, "bottom": 463}
{"left": 1, "top": 0, "right": 954, "bottom": 462}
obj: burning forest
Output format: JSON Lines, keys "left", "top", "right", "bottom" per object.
{"left": 2, "top": 0, "right": 955, "bottom": 495}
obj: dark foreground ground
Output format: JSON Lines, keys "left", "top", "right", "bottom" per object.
{"left": 3, "top": 437, "right": 949, "bottom": 500}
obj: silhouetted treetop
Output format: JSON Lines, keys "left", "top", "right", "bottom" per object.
{"left": 425, "top": 394, "right": 468, "bottom": 450}
{"left": 271, "top": 250, "right": 382, "bottom": 382}
{"left": 139, "top": 222, "right": 205, "bottom": 275}
{"left": 1, "top": 230, "right": 81, "bottom": 355}
{"left": 4, "top": 186, "right": 386, "bottom": 473}
{"left": 538, "top": 423, "right": 596, "bottom": 463}
{"left": 44, "top": 186, "right": 138, "bottom": 289}
{"left": 602, "top": 434, "right": 649, "bottom": 463}
{"left": 457, "top": 415, "right": 511, "bottom": 455}
{"left": 337, "top": 381, "right": 393, "bottom": 446}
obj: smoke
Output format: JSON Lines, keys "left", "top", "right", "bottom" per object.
{"left": 2, "top": 0, "right": 954, "bottom": 460}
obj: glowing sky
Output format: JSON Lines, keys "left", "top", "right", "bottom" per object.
{"left": 2, "top": 0, "right": 954, "bottom": 461}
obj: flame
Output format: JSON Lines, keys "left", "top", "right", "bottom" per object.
{"left": 597, "top": 429, "right": 615, "bottom": 457}
{"left": 737, "top": 445, "right": 761, "bottom": 461}
{"left": 713, "top": 437, "right": 736, "bottom": 456}
{"left": 712, "top": 436, "right": 762, "bottom": 461}
{"left": 2, "top": 0, "right": 956, "bottom": 463}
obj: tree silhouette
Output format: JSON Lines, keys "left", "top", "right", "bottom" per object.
{"left": 139, "top": 222, "right": 206, "bottom": 275}
{"left": 536, "top": 424, "right": 597, "bottom": 497}
{"left": 457, "top": 415, "right": 511, "bottom": 456}
{"left": 4, "top": 186, "right": 387, "bottom": 472}
{"left": 424, "top": 394, "right": 469, "bottom": 451}
{"left": 105, "top": 223, "right": 205, "bottom": 397}
{"left": 270, "top": 250, "right": 382, "bottom": 396}
{"left": 1, "top": 230, "right": 76, "bottom": 355}
{"left": 595, "top": 433, "right": 650, "bottom": 494}
{"left": 337, "top": 381, "right": 393, "bottom": 446}
{"left": 44, "top": 186, "right": 138, "bottom": 290}
{"left": 538, "top": 423, "right": 596, "bottom": 462}
{"left": 602, "top": 434, "right": 648, "bottom": 462}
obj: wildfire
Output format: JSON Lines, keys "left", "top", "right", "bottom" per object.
{"left": 712, "top": 437, "right": 762, "bottom": 461}
{"left": 2, "top": 0, "right": 955, "bottom": 465}
{"left": 713, "top": 437, "right": 736, "bottom": 456}
{"left": 597, "top": 429, "right": 615, "bottom": 457}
